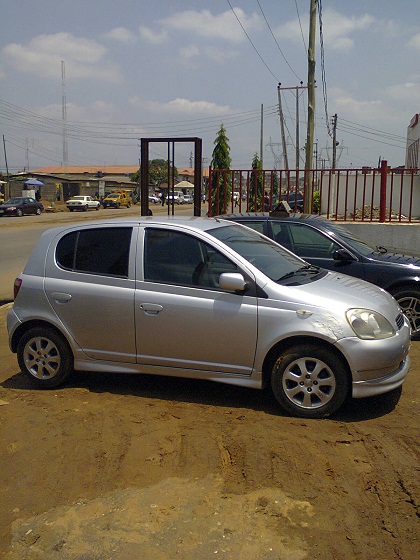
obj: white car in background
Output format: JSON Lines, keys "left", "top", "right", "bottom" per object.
{"left": 66, "top": 196, "right": 100, "bottom": 212}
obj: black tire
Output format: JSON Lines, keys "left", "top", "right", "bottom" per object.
{"left": 95, "top": 205, "right": 99, "bottom": 210}
{"left": 17, "top": 327, "right": 74, "bottom": 388}
{"left": 271, "top": 343, "right": 349, "bottom": 418}
{"left": 391, "top": 287, "right": 420, "bottom": 340}
{"left": 84, "top": 205, "right": 89, "bottom": 211}
{"left": 16, "top": 208, "right": 23, "bottom": 217}
{"left": 69, "top": 208, "right": 74, "bottom": 212}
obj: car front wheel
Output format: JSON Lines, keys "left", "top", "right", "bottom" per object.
{"left": 17, "top": 327, "right": 74, "bottom": 388}
{"left": 271, "top": 344, "right": 349, "bottom": 418}
{"left": 16, "top": 208, "right": 23, "bottom": 217}
{"left": 391, "top": 287, "right": 420, "bottom": 340}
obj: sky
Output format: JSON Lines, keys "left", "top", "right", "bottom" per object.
{"left": 0, "top": 0, "right": 419, "bottom": 174}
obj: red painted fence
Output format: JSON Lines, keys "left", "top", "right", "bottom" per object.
{"left": 207, "top": 161, "right": 420, "bottom": 223}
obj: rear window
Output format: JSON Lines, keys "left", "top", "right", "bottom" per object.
{"left": 56, "top": 227, "right": 132, "bottom": 277}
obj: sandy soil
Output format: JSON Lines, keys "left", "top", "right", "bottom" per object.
{"left": 0, "top": 303, "right": 419, "bottom": 560}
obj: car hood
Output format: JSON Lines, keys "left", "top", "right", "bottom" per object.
{"left": 264, "top": 270, "right": 397, "bottom": 317}
{"left": 367, "top": 250, "right": 420, "bottom": 267}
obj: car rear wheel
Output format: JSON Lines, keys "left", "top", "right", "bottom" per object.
{"left": 17, "top": 327, "right": 74, "bottom": 388}
{"left": 391, "top": 287, "right": 420, "bottom": 340}
{"left": 84, "top": 205, "right": 88, "bottom": 211}
{"left": 16, "top": 208, "right": 23, "bottom": 217}
{"left": 271, "top": 344, "right": 349, "bottom": 418}
{"left": 36, "top": 208, "right": 41, "bottom": 215}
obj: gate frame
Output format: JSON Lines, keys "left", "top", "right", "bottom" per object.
{"left": 140, "top": 137, "right": 202, "bottom": 216}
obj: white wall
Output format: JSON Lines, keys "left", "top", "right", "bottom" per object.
{"left": 343, "top": 222, "right": 420, "bottom": 252}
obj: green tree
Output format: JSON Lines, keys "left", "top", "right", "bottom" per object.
{"left": 248, "top": 153, "right": 263, "bottom": 211}
{"left": 211, "top": 125, "right": 231, "bottom": 215}
{"left": 130, "top": 159, "right": 178, "bottom": 188}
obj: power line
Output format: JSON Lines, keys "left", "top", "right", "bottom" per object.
{"left": 256, "top": 0, "right": 303, "bottom": 81}
{"left": 294, "top": 0, "right": 307, "bottom": 53}
{"left": 318, "top": 0, "right": 332, "bottom": 137}
{"left": 226, "top": 0, "right": 279, "bottom": 81}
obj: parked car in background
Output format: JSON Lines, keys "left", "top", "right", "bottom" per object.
{"left": 66, "top": 196, "right": 100, "bottom": 212}
{"left": 219, "top": 213, "right": 420, "bottom": 339}
{"left": 8, "top": 217, "right": 411, "bottom": 419}
{"left": 149, "top": 195, "right": 160, "bottom": 204}
{"left": 281, "top": 191, "right": 304, "bottom": 212}
{"left": 0, "top": 196, "right": 44, "bottom": 217}
{"left": 167, "top": 191, "right": 185, "bottom": 204}
{"left": 182, "top": 194, "right": 193, "bottom": 204}
{"left": 102, "top": 192, "right": 132, "bottom": 209}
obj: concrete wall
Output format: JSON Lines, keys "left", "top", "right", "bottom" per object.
{"left": 343, "top": 222, "right": 419, "bottom": 252}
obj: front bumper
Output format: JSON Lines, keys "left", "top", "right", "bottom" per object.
{"left": 352, "top": 355, "right": 411, "bottom": 398}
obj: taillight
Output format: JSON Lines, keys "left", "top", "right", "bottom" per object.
{"left": 13, "top": 278, "right": 22, "bottom": 299}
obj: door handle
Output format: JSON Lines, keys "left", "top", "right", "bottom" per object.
{"left": 140, "top": 303, "right": 163, "bottom": 315}
{"left": 51, "top": 292, "right": 72, "bottom": 303}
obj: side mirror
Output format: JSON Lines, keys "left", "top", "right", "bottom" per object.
{"left": 219, "top": 273, "right": 247, "bottom": 292}
{"left": 333, "top": 248, "right": 356, "bottom": 262}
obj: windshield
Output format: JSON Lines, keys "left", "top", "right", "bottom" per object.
{"left": 208, "top": 224, "right": 309, "bottom": 282}
{"left": 324, "top": 221, "right": 379, "bottom": 256}
{"left": 6, "top": 198, "right": 23, "bottom": 204}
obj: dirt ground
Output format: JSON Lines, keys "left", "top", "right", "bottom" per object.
{"left": 0, "top": 302, "right": 419, "bottom": 560}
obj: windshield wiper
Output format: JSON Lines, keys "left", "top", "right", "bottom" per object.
{"left": 277, "top": 264, "right": 320, "bottom": 282}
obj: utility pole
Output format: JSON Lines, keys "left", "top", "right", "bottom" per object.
{"left": 278, "top": 83, "right": 309, "bottom": 188}
{"left": 2, "top": 134, "right": 10, "bottom": 199}
{"left": 304, "top": 0, "right": 317, "bottom": 213}
{"left": 260, "top": 104, "right": 264, "bottom": 168}
{"left": 61, "top": 60, "right": 68, "bottom": 167}
{"left": 332, "top": 113, "right": 338, "bottom": 170}
{"left": 277, "top": 84, "right": 289, "bottom": 171}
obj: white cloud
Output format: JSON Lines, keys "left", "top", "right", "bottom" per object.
{"left": 130, "top": 96, "right": 230, "bottom": 116}
{"left": 104, "top": 27, "right": 137, "bottom": 43}
{"left": 178, "top": 44, "right": 238, "bottom": 65}
{"left": 179, "top": 45, "right": 200, "bottom": 60}
{"left": 332, "top": 92, "right": 385, "bottom": 122}
{"left": 387, "top": 81, "right": 420, "bottom": 104}
{"left": 139, "top": 26, "right": 168, "bottom": 45}
{"left": 37, "top": 100, "right": 117, "bottom": 122}
{"left": 2, "top": 33, "right": 122, "bottom": 82}
{"left": 160, "top": 8, "right": 262, "bottom": 44}
{"left": 276, "top": 9, "right": 377, "bottom": 51}
{"left": 407, "top": 32, "right": 420, "bottom": 50}
{"left": 202, "top": 46, "right": 239, "bottom": 63}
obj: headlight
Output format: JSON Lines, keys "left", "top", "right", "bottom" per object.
{"left": 346, "top": 308, "right": 395, "bottom": 340}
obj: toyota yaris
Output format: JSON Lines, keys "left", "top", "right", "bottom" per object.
{"left": 8, "top": 217, "right": 411, "bottom": 418}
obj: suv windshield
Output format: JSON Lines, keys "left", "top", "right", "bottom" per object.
{"left": 208, "top": 224, "right": 311, "bottom": 283}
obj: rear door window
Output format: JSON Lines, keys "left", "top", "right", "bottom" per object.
{"left": 56, "top": 227, "right": 132, "bottom": 277}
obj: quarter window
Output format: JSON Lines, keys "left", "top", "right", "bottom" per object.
{"left": 56, "top": 227, "right": 132, "bottom": 277}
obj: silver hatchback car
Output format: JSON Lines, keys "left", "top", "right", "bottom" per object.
{"left": 8, "top": 217, "right": 411, "bottom": 418}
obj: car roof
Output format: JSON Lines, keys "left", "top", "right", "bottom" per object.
{"left": 218, "top": 212, "right": 329, "bottom": 225}
{"left": 38, "top": 216, "right": 236, "bottom": 239}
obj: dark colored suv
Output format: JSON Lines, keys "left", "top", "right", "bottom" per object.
{"left": 219, "top": 213, "right": 420, "bottom": 339}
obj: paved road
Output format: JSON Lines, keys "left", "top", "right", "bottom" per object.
{"left": 0, "top": 203, "right": 199, "bottom": 301}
